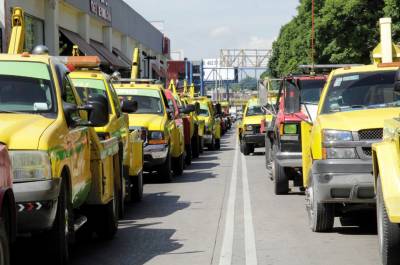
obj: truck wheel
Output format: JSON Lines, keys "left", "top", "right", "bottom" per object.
{"left": 199, "top": 136, "right": 204, "bottom": 154}
{"left": 273, "top": 159, "right": 289, "bottom": 194}
{"left": 215, "top": 139, "right": 221, "bottom": 150}
{"left": 131, "top": 171, "right": 144, "bottom": 202}
{"left": 377, "top": 176, "right": 400, "bottom": 265}
{"left": 192, "top": 135, "right": 200, "bottom": 159}
{"left": 173, "top": 154, "right": 184, "bottom": 176}
{"left": 158, "top": 152, "right": 172, "bottom": 182}
{"left": 96, "top": 192, "right": 118, "bottom": 240}
{"left": 185, "top": 144, "right": 192, "bottom": 165}
{"left": 0, "top": 204, "right": 10, "bottom": 265}
{"left": 306, "top": 177, "right": 334, "bottom": 232}
{"left": 241, "top": 142, "right": 250, "bottom": 156}
{"left": 208, "top": 137, "right": 216, "bottom": 151}
{"left": 48, "top": 179, "right": 71, "bottom": 265}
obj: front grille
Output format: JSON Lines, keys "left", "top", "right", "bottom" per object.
{"left": 362, "top": 147, "right": 372, "bottom": 157}
{"left": 252, "top": 125, "right": 261, "bottom": 134}
{"left": 358, "top": 128, "right": 383, "bottom": 140}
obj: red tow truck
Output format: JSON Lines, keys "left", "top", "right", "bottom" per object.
{"left": 265, "top": 74, "right": 327, "bottom": 194}
{"left": 0, "top": 145, "right": 16, "bottom": 264}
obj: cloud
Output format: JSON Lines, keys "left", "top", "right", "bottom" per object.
{"left": 209, "top": 26, "right": 232, "bottom": 38}
{"left": 243, "top": 36, "right": 274, "bottom": 49}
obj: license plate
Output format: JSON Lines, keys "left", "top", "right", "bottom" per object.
{"left": 281, "top": 135, "right": 298, "bottom": 141}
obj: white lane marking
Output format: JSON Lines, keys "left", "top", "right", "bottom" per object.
{"left": 241, "top": 153, "right": 258, "bottom": 265}
{"left": 218, "top": 137, "right": 239, "bottom": 265}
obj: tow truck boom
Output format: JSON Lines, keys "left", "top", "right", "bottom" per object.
{"left": 8, "top": 7, "right": 24, "bottom": 54}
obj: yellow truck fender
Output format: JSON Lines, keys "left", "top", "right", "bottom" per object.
{"left": 301, "top": 121, "right": 314, "bottom": 187}
{"left": 372, "top": 141, "right": 400, "bottom": 223}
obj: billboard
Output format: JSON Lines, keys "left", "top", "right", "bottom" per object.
{"left": 203, "top": 59, "right": 237, "bottom": 82}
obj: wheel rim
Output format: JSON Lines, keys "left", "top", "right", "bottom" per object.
{"left": 306, "top": 185, "right": 314, "bottom": 228}
{"left": 0, "top": 234, "right": 5, "bottom": 265}
{"left": 377, "top": 185, "right": 384, "bottom": 254}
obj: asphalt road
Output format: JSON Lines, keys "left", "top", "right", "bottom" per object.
{"left": 17, "top": 127, "right": 381, "bottom": 265}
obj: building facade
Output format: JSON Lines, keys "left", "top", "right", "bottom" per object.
{"left": 0, "top": 0, "right": 170, "bottom": 77}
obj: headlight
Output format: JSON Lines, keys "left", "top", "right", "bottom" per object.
{"left": 9, "top": 151, "right": 52, "bottom": 182}
{"left": 148, "top": 131, "right": 167, "bottom": 145}
{"left": 324, "top": 148, "right": 357, "bottom": 159}
{"left": 283, "top": 124, "right": 298, "bottom": 134}
{"left": 149, "top": 131, "right": 163, "bottom": 140}
{"left": 323, "top": 130, "right": 353, "bottom": 142}
{"left": 246, "top": 125, "right": 253, "bottom": 131}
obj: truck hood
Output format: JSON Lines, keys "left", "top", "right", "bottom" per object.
{"left": 318, "top": 108, "right": 400, "bottom": 131}
{"left": 128, "top": 114, "right": 166, "bottom": 131}
{"left": 243, "top": 115, "right": 264, "bottom": 125}
{"left": 0, "top": 114, "right": 55, "bottom": 150}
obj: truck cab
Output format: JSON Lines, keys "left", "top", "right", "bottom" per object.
{"left": 67, "top": 59, "right": 144, "bottom": 212}
{"left": 0, "top": 53, "right": 120, "bottom": 264}
{"left": 114, "top": 80, "right": 185, "bottom": 181}
{"left": 266, "top": 75, "right": 326, "bottom": 194}
{"left": 194, "top": 97, "right": 221, "bottom": 150}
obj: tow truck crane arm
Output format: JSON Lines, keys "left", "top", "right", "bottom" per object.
{"left": 130, "top": 48, "right": 140, "bottom": 82}
{"left": 8, "top": 7, "right": 24, "bottom": 54}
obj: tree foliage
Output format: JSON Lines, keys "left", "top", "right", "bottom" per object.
{"left": 268, "top": 0, "right": 392, "bottom": 77}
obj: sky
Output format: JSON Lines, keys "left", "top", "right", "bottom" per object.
{"left": 125, "top": 0, "right": 300, "bottom": 60}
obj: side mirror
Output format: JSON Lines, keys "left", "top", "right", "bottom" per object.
{"left": 215, "top": 103, "right": 223, "bottom": 115}
{"left": 110, "top": 71, "right": 121, "bottom": 81}
{"left": 167, "top": 108, "right": 174, "bottom": 120}
{"left": 81, "top": 94, "right": 109, "bottom": 127}
{"left": 121, "top": 100, "right": 138, "bottom": 113}
{"left": 284, "top": 81, "right": 300, "bottom": 114}
{"left": 182, "top": 104, "right": 196, "bottom": 114}
{"left": 195, "top": 102, "right": 201, "bottom": 115}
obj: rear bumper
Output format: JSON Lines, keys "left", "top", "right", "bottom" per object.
{"left": 312, "top": 159, "right": 375, "bottom": 203}
{"left": 144, "top": 144, "right": 168, "bottom": 168}
{"left": 242, "top": 133, "right": 265, "bottom": 147}
{"left": 275, "top": 152, "right": 302, "bottom": 167}
{"left": 14, "top": 179, "right": 61, "bottom": 232}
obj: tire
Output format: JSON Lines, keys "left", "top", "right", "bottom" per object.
{"left": 96, "top": 191, "right": 118, "bottom": 240}
{"left": 116, "top": 156, "right": 124, "bottom": 219}
{"left": 241, "top": 142, "right": 250, "bottom": 156}
{"left": 192, "top": 134, "right": 200, "bottom": 159}
{"left": 208, "top": 137, "right": 216, "bottom": 151}
{"left": 377, "top": 176, "right": 400, "bottom": 265}
{"left": 131, "top": 171, "right": 144, "bottom": 202}
{"left": 48, "top": 178, "right": 71, "bottom": 265}
{"left": 173, "top": 154, "right": 184, "bottom": 176}
{"left": 306, "top": 176, "right": 334, "bottom": 232}
{"left": 199, "top": 136, "right": 204, "bottom": 154}
{"left": 0, "top": 205, "right": 10, "bottom": 265}
{"left": 158, "top": 152, "right": 172, "bottom": 182}
{"left": 215, "top": 139, "right": 221, "bottom": 150}
{"left": 273, "top": 159, "right": 289, "bottom": 194}
{"left": 185, "top": 144, "right": 192, "bottom": 165}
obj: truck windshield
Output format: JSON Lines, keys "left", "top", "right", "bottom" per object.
{"left": 116, "top": 88, "right": 164, "bottom": 114}
{"left": 299, "top": 79, "right": 325, "bottom": 104}
{"left": 0, "top": 62, "right": 55, "bottom": 113}
{"left": 199, "top": 104, "right": 209, "bottom": 116}
{"left": 246, "top": 105, "right": 265, "bottom": 116}
{"left": 72, "top": 78, "right": 111, "bottom": 114}
{"left": 321, "top": 71, "right": 399, "bottom": 114}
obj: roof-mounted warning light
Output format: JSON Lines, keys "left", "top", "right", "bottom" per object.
{"left": 56, "top": 56, "right": 101, "bottom": 69}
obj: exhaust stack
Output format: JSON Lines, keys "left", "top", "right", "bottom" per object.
{"left": 380, "top": 18, "right": 393, "bottom": 63}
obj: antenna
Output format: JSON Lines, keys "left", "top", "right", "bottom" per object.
{"left": 311, "top": 0, "right": 315, "bottom": 75}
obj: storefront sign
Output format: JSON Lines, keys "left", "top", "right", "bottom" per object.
{"left": 90, "top": 0, "right": 111, "bottom": 22}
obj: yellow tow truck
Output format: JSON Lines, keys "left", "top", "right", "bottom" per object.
{"left": 113, "top": 48, "right": 185, "bottom": 181}
{"left": 194, "top": 96, "right": 222, "bottom": 150}
{"left": 238, "top": 97, "right": 267, "bottom": 155}
{"left": 65, "top": 56, "right": 144, "bottom": 213}
{"left": 301, "top": 18, "right": 400, "bottom": 232}
{"left": 5, "top": 7, "right": 120, "bottom": 264}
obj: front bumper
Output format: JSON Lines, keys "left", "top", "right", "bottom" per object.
{"left": 312, "top": 159, "right": 375, "bottom": 203}
{"left": 242, "top": 133, "right": 265, "bottom": 147}
{"left": 276, "top": 152, "right": 302, "bottom": 167}
{"left": 144, "top": 144, "right": 168, "bottom": 168}
{"left": 14, "top": 179, "right": 61, "bottom": 232}
{"left": 203, "top": 134, "right": 213, "bottom": 144}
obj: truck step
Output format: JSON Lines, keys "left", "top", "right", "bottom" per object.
{"left": 74, "top": 215, "right": 88, "bottom": 232}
